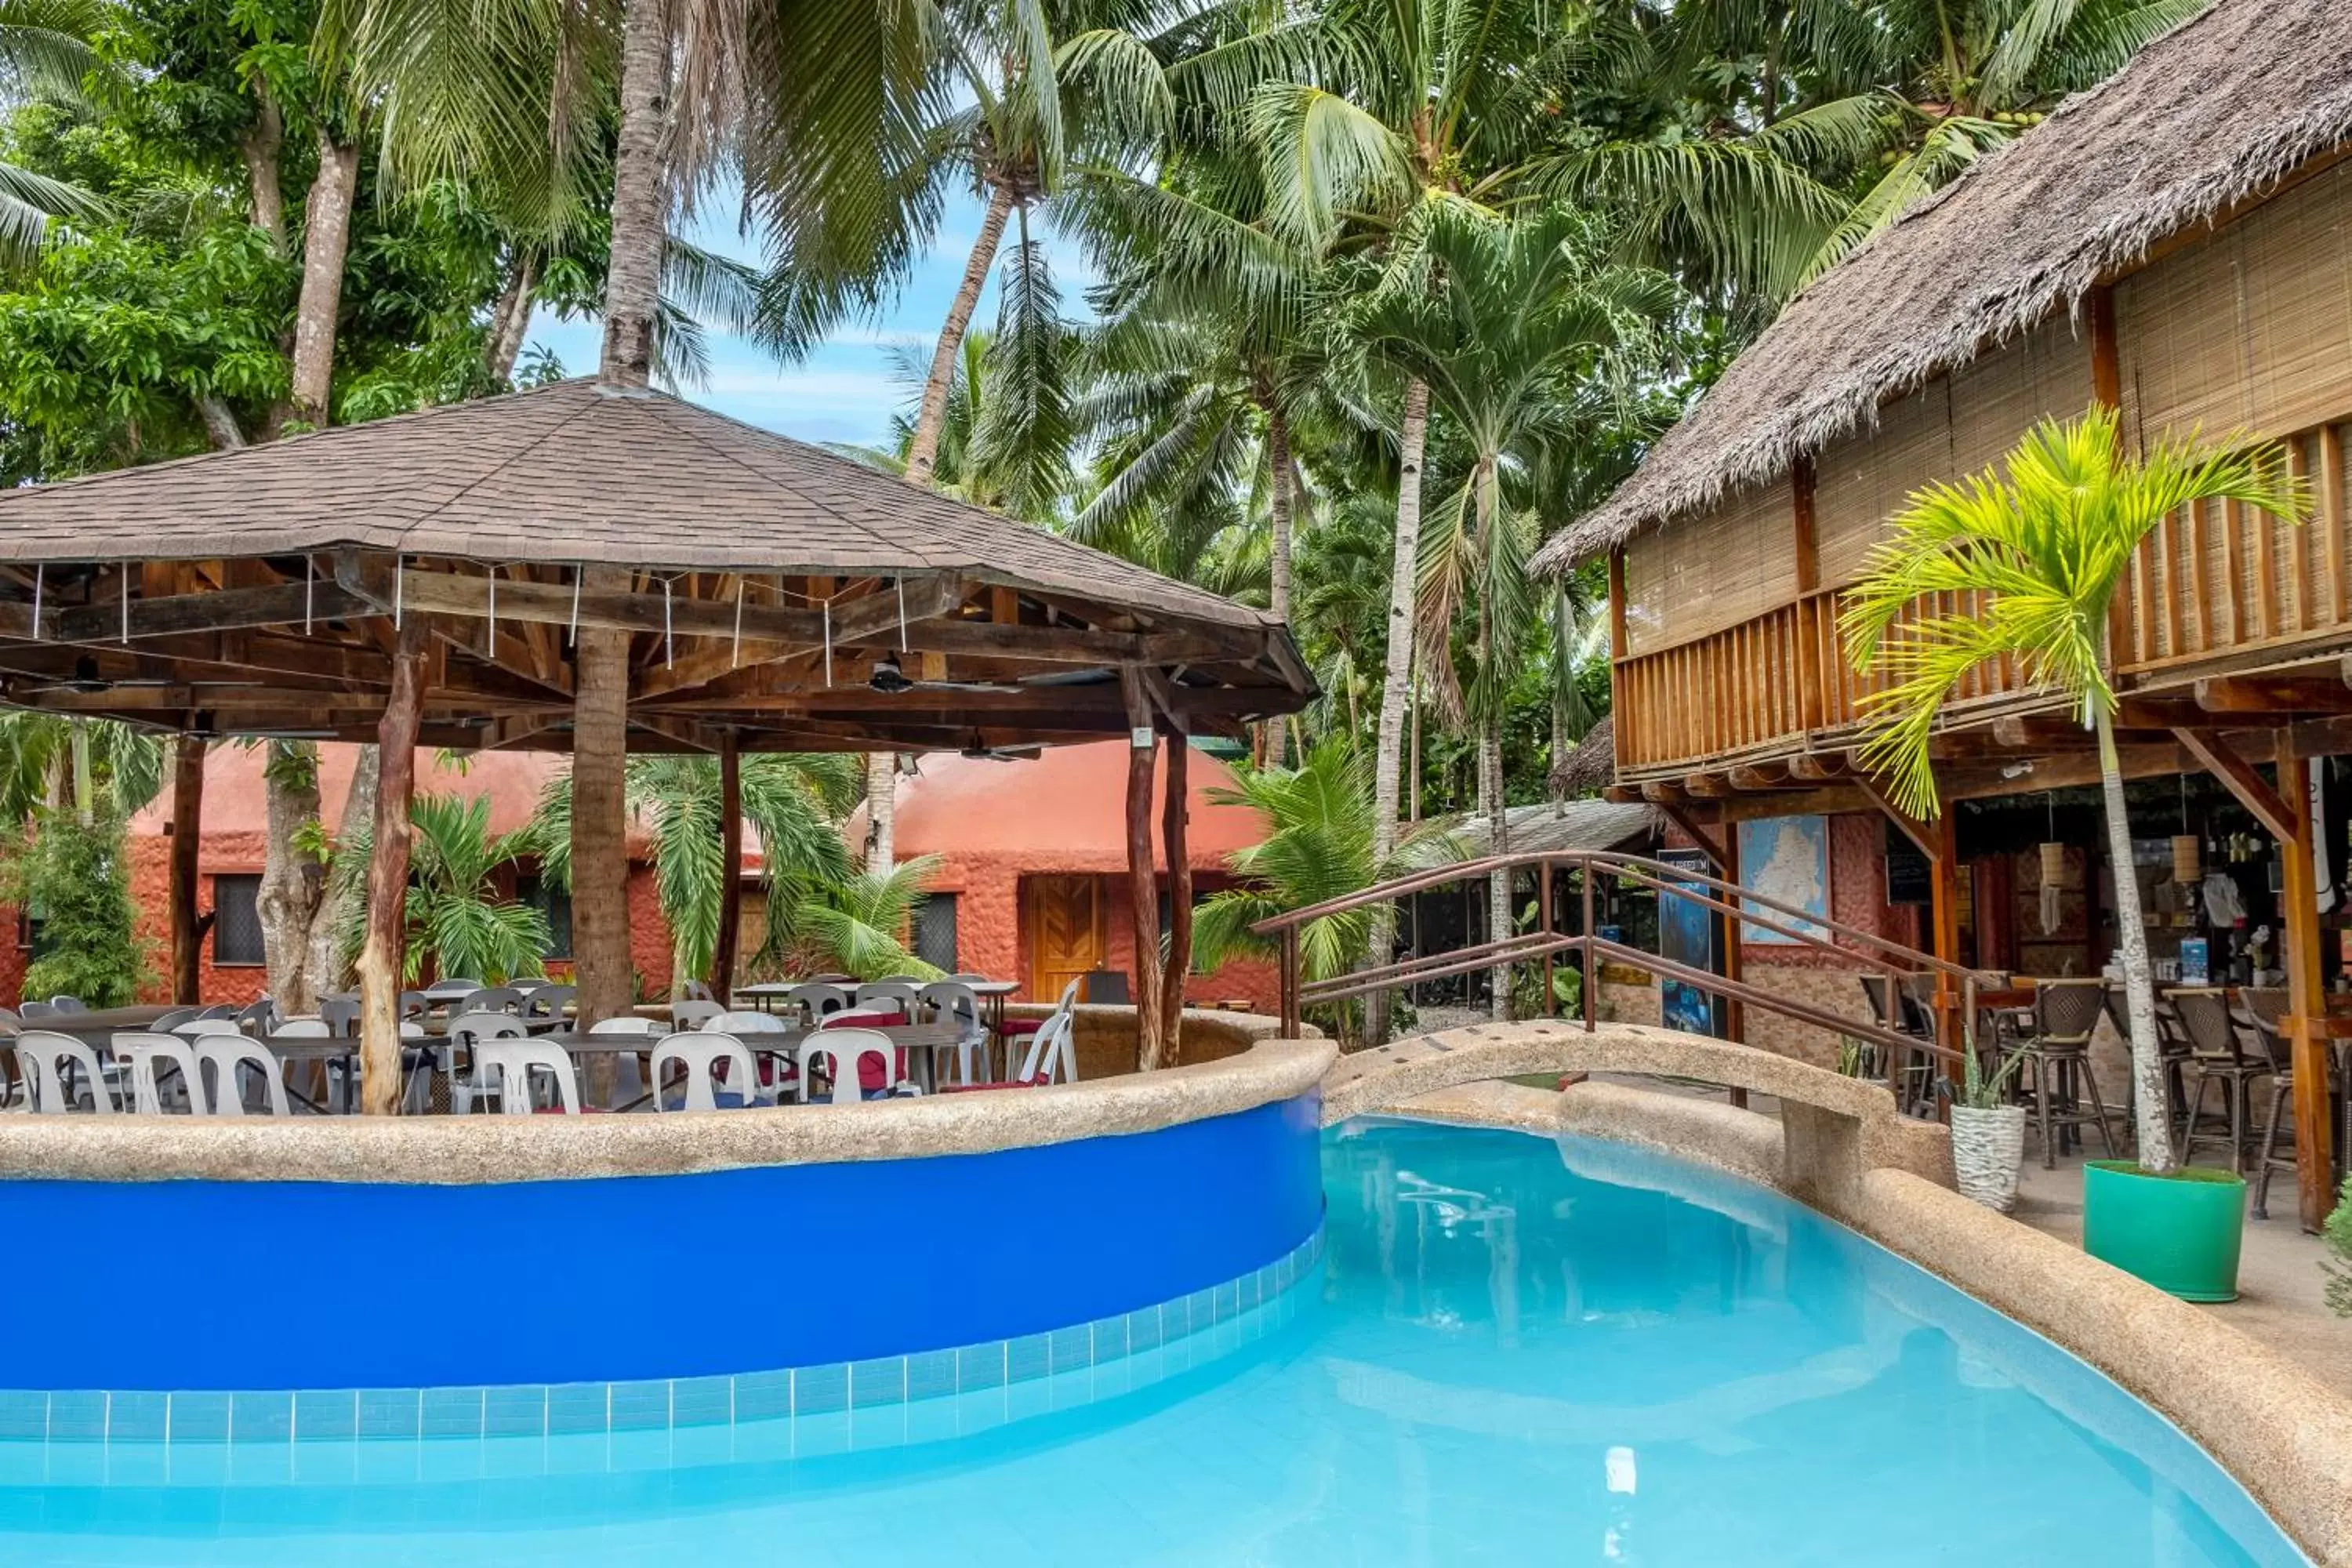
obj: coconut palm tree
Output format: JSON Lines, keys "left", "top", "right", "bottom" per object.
{"left": 1352, "top": 202, "right": 1671, "bottom": 1018}
{"left": 1842, "top": 406, "right": 2304, "bottom": 1176}
{"left": 520, "top": 752, "right": 861, "bottom": 993}
{"left": 0, "top": 0, "right": 113, "bottom": 266}
{"left": 1191, "top": 739, "right": 1458, "bottom": 1044}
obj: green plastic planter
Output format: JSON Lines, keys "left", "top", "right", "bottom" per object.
{"left": 2082, "top": 1160, "right": 2246, "bottom": 1301}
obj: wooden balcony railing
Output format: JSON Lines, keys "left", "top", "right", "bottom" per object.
{"left": 1613, "top": 416, "right": 2352, "bottom": 778}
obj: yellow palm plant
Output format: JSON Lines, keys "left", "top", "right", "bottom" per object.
{"left": 1842, "top": 406, "right": 2305, "bottom": 1174}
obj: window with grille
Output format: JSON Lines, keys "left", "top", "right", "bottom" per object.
{"left": 912, "top": 893, "right": 957, "bottom": 972}
{"left": 517, "top": 873, "right": 573, "bottom": 960}
{"left": 212, "top": 875, "right": 263, "bottom": 966}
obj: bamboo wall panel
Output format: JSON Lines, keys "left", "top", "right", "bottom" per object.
{"left": 2120, "top": 161, "right": 2352, "bottom": 451}
{"left": 1810, "top": 318, "right": 2090, "bottom": 589}
{"left": 1621, "top": 474, "right": 1796, "bottom": 656}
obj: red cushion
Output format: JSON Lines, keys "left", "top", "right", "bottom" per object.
{"left": 997, "top": 1018, "right": 1044, "bottom": 1036}
{"left": 818, "top": 1011, "right": 906, "bottom": 1089}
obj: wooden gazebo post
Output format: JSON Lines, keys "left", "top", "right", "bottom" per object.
{"left": 712, "top": 728, "right": 742, "bottom": 1002}
{"left": 1120, "top": 668, "right": 1165, "bottom": 1069}
{"left": 166, "top": 733, "right": 206, "bottom": 1004}
{"left": 356, "top": 619, "right": 429, "bottom": 1114}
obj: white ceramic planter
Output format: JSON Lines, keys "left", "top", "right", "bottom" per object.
{"left": 1950, "top": 1104, "right": 2027, "bottom": 1212}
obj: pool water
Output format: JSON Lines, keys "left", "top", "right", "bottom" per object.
{"left": 0, "top": 1120, "right": 2303, "bottom": 1566}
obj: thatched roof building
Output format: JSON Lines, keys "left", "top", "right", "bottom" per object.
{"left": 1534, "top": 0, "right": 2352, "bottom": 568}
{"left": 1550, "top": 715, "right": 1615, "bottom": 798}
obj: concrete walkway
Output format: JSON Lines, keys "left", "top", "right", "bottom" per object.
{"left": 2013, "top": 1156, "right": 2352, "bottom": 1401}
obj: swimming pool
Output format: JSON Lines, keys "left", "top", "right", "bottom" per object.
{"left": 0, "top": 1119, "right": 2302, "bottom": 1565}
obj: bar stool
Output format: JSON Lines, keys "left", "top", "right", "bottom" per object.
{"left": 2238, "top": 989, "right": 2298, "bottom": 1218}
{"left": 2103, "top": 983, "right": 2194, "bottom": 1142}
{"left": 2009, "top": 978, "right": 2122, "bottom": 1167}
{"left": 2169, "top": 987, "right": 2273, "bottom": 1174}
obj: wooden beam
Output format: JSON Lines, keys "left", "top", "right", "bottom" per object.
{"left": 358, "top": 620, "right": 429, "bottom": 1116}
{"left": 1681, "top": 772, "right": 1736, "bottom": 799}
{"left": 1788, "top": 752, "right": 1849, "bottom": 782}
{"left": 1853, "top": 771, "right": 1941, "bottom": 861}
{"left": 2274, "top": 727, "right": 2339, "bottom": 1230}
{"left": 713, "top": 729, "right": 742, "bottom": 1004}
{"left": 1651, "top": 797, "right": 1726, "bottom": 866}
{"left": 2172, "top": 728, "right": 2296, "bottom": 841}
{"left": 2088, "top": 284, "right": 2122, "bottom": 412}
{"left": 2194, "top": 673, "right": 2352, "bottom": 715}
{"left": 0, "top": 580, "right": 372, "bottom": 643}
{"left": 1726, "top": 763, "right": 1793, "bottom": 791}
{"left": 168, "top": 735, "right": 206, "bottom": 1004}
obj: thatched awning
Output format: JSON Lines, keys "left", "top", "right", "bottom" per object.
{"left": 1551, "top": 714, "right": 1614, "bottom": 797}
{"left": 1534, "top": 0, "right": 2352, "bottom": 572}
{"left": 1447, "top": 797, "right": 1659, "bottom": 858}
{"left": 0, "top": 379, "right": 1313, "bottom": 753}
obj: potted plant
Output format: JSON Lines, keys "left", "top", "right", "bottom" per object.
{"left": 1845, "top": 407, "right": 2303, "bottom": 1298}
{"left": 1947, "top": 1036, "right": 2027, "bottom": 1212}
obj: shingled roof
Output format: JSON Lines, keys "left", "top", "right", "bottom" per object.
{"left": 1534, "top": 0, "right": 2352, "bottom": 570}
{"left": 0, "top": 378, "right": 1269, "bottom": 633}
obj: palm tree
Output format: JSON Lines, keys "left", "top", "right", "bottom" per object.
{"left": 763, "top": 855, "right": 945, "bottom": 982}
{"left": 0, "top": 0, "right": 113, "bottom": 266}
{"left": 335, "top": 792, "right": 551, "bottom": 984}
{"left": 1843, "top": 407, "right": 2303, "bottom": 1176}
{"left": 1191, "top": 739, "right": 1458, "bottom": 1045}
{"left": 521, "top": 752, "right": 861, "bottom": 993}
{"left": 1352, "top": 202, "right": 1671, "bottom": 1018}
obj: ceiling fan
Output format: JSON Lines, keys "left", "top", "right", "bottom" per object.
{"left": 866, "top": 652, "right": 1026, "bottom": 696}
{"left": 7, "top": 654, "right": 172, "bottom": 696}
{"left": 960, "top": 737, "right": 1043, "bottom": 763}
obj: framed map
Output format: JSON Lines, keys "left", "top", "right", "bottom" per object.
{"left": 1737, "top": 815, "right": 1830, "bottom": 944}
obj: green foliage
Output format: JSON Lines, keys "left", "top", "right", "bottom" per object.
{"left": 1953, "top": 1034, "right": 2029, "bottom": 1109}
{"left": 336, "top": 791, "right": 549, "bottom": 985}
{"left": 1192, "top": 739, "right": 1461, "bottom": 1041}
{"left": 761, "top": 855, "right": 943, "bottom": 984}
{"left": 2327, "top": 1174, "right": 2352, "bottom": 1319}
{"left": 12, "top": 800, "right": 151, "bottom": 1007}
{"left": 1845, "top": 408, "right": 2307, "bottom": 818}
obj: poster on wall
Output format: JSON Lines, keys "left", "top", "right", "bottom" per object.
{"left": 1657, "top": 847, "right": 1722, "bottom": 1036}
{"left": 1737, "top": 815, "right": 1831, "bottom": 944}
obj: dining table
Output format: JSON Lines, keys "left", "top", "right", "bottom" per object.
{"left": 554, "top": 1020, "right": 971, "bottom": 1106}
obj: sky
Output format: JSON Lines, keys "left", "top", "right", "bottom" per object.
{"left": 522, "top": 189, "right": 1088, "bottom": 450}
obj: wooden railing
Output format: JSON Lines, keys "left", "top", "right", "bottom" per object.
{"left": 1255, "top": 849, "right": 1991, "bottom": 1103}
{"left": 1613, "top": 586, "right": 2032, "bottom": 774}
{"left": 1612, "top": 416, "right": 2352, "bottom": 776}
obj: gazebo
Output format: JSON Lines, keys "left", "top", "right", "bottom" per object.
{"left": 0, "top": 379, "right": 1313, "bottom": 1104}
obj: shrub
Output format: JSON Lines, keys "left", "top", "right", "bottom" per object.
{"left": 16, "top": 804, "right": 151, "bottom": 1007}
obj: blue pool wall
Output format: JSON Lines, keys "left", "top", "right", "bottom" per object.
{"left": 2, "top": 1091, "right": 1323, "bottom": 1392}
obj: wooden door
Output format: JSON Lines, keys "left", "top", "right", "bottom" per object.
{"left": 1025, "top": 875, "right": 1106, "bottom": 1003}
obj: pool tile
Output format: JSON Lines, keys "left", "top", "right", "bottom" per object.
{"left": 167, "top": 1391, "right": 230, "bottom": 1442}
{"left": 606, "top": 1379, "right": 670, "bottom": 1432}
{"left": 419, "top": 1386, "right": 484, "bottom": 1438}
{"left": 1046, "top": 1326, "right": 1089, "bottom": 1375}
{"left": 733, "top": 1370, "right": 789, "bottom": 1423}
{"left": 0, "top": 1391, "right": 45, "bottom": 1440}
{"left": 1090, "top": 1315, "right": 1130, "bottom": 1362}
{"left": 792, "top": 1409, "right": 851, "bottom": 1458}
{"left": 670, "top": 1375, "right": 732, "bottom": 1428}
{"left": 45, "top": 1392, "right": 107, "bottom": 1442}
{"left": 906, "top": 1349, "right": 956, "bottom": 1402}
{"left": 355, "top": 1389, "right": 419, "bottom": 1440}
{"left": 292, "top": 1390, "right": 357, "bottom": 1442}
{"left": 1127, "top": 1303, "right": 1164, "bottom": 1353}
{"left": 793, "top": 1363, "right": 847, "bottom": 1416}
{"left": 848, "top": 1357, "right": 906, "bottom": 1410}
{"left": 904, "top": 1395, "right": 961, "bottom": 1448}
{"left": 110, "top": 1391, "right": 170, "bottom": 1442}
{"left": 231, "top": 1391, "right": 293, "bottom": 1443}
{"left": 545, "top": 1382, "right": 608, "bottom": 1436}
{"left": 482, "top": 1385, "right": 547, "bottom": 1438}
{"left": 956, "top": 1343, "right": 1006, "bottom": 1392}
{"left": 1006, "top": 1332, "right": 1050, "bottom": 1385}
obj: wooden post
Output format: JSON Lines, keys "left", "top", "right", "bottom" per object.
{"left": 1159, "top": 728, "right": 1192, "bottom": 1065}
{"left": 1721, "top": 821, "right": 1747, "bottom": 1108}
{"left": 2276, "top": 728, "right": 2337, "bottom": 1231}
{"left": 358, "top": 619, "right": 428, "bottom": 1116}
{"left": 711, "top": 728, "right": 742, "bottom": 1004}
{"left": 167, "top": 734, "right": 206, "bottom": 1004}
{"left": 1930, "top": 808, "right": 1963, "bottom": 1063}
{"left": 1791, "top": 458, "right": 1824, "bottom": 735}
{"left": 1120, "top": 668, "right": 1166, "bottom": 1070}
{"left": 1539, "top": 857, "right": 1556, "bottom": 1016}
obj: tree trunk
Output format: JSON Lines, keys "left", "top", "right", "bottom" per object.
{"left": 1156, "top": 729, "right": 1192, "bottom": 1068}
{"left": 194, "top": 395, "right": 246, "bottom": 449}
{"left": 1365, "top": 377, "right": 1430, "bottom": 1045}
{"left": 310, "top": 746, "right": 378, "bottom": 1000}
{"left": 1483, "top": 714, "right": 1512, "bottom": 1022}
{"left": 903, "top": 182, "right": 1015, "bottom": 488}
{"left": 485, "top": 250, "right": 538, "bottom": 383}
{"left": 712, "top": 729, "right": 742, "bottom": 1001}
{"left": 1120, "top": 671, "right": 1166, "bottom": 1070}
{"left": 600, "top": 0, "right": 670, "bottom": 389}
{"left": 862, "top": 750, "right": 895, "bottom": 870}
{"left": 239, "top": 80, "right": 285, "bottom": 247}
{"left": 1263, "top": 402, "right": 1293, "bottom": 768}
{"left": 258, "top": 743, "right": 326, "bottom": 1014}
{"left": 571, "top": 568, "right": 634, "bottom": 1045}
{"left": 288, "top": 129, "right": 360, "bottom": 428}
{"left": 2098, "top": 706, "right": 2174, "bottom": 1172}
{"left": 168, "top": 735, "right": 205, "bottom": 1004}
{"left": 358, "top": 622, "right": 428, "bottom": 1115}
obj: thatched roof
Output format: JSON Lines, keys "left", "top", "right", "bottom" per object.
{"left": 0, "top": 380, "right": 1312, "bottom": 751}
{"left": 1551, "top": 714, "right": 1615, "bottom": 797}
{"left": 1534, "top": 0, "right": 2352, "bottom": 571}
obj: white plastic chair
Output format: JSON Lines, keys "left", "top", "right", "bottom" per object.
{"left": 784, "top": 982, "right": 851, "bottom": 1025}
{"left": 475, "top": 1039, "right": 582, "bottom": 1115}
{"left": 446, "top": 1011, "right": 527, "bottom": 1113}
{"left": 917, "top": 981, "right": 991, "bottom": 1085}
{"left": 677, "top": 978, "right": 716, "bottom": 1004}
{"left": 46, "top": 995, "right": 85, "bottom": 1014}
{"left": 710, "top": 1009, "right": 786, "bottom": 1034}
{"left": 195, "top": 1036, "right": 291, "bottom": 1116}
{"left": 17, "top": 1000, "right": 54, "bottom": 1021}
{"left": 14, "top": 1030, "right": 115, "bottom": 1112}
{"left": 234, "top": 996, "right": 278, "bottom": 1035}
{"left": 175, "top": 1015, "right": 248, "bottom": 1038}
{"left": 855, "top": 981, "right": 920, "bottom": 1012}
{"left": 650, "top": 1032, "right": 763, "bottom": 1111}
{"left": 1014, "top": 1009, "right": 1079, "bottom": 1087}
{"left": 671, "top": 997, "right": 724, "bottom": 1031}
{"left": 458, "top": 985, "right": 525, "bottom": 1017}
{"left": 318, "top": 995, "right": 361, "bottom": 1036}
{"left": 587, "top": 1015, "right": 659, "bottom": 1109}
{"left": 521, "top": 983, "right": 575, "bottom": 1022}
{"left": 151, "top": 1006, "right": 199, "bottom": 1033}
{"left": 799, "top": 1029, "right": 900, "bottom": 1105}
{"left": 112, "top": 1032, "right": 208, "bottom": 1114}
